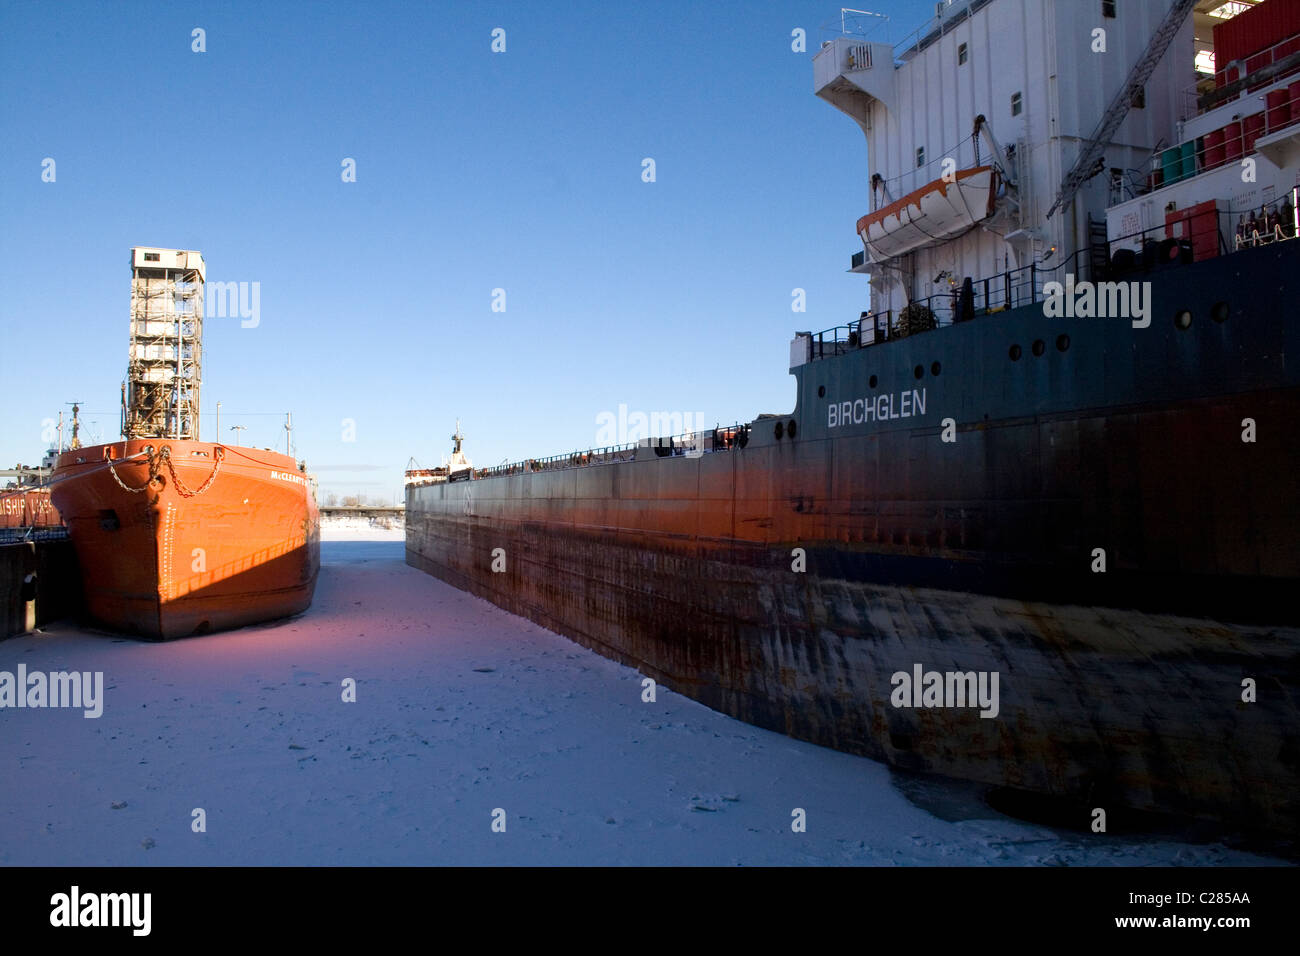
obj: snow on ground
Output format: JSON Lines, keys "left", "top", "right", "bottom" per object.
{"left": 0, "top": 522, "right": 1287, "bottom": 866}
{"left": 320, "top": 515, "right": 404, "bottom": 541}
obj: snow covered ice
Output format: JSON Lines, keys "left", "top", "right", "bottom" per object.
{"left": 0, "top": 519, "right": 1284, "bottom": 865}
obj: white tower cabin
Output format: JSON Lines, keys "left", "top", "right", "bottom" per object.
{"left": 814, "top": 0, "right": 1199, "bottom": 322}
{"left": 124, "top": 247, "right": 205, "bottom": 441}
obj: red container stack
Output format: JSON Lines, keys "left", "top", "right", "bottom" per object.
{"left": 1166, "top": 201, "right": 1221, "bottom": 263}
{"left": 1203, "top": 127, "right": 1226, "bottom": 168}
{"left": 1266, "top": 89, "right": 1291, "bottom": 132}
{"left": 1242, "top": 112, "right": 1266, "bottom": 154}
{"left": 1224, "top": 120, "right": 1244, "bottom": 162}
{"left": 1213, "top": 0, "right": 1300, "bottom": 69}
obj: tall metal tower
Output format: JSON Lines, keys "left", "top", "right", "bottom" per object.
{"left": 123, "top": 247, "right": 205, "bottom": 440}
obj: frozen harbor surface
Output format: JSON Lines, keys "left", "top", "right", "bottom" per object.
{"left": 0, "top": 521, "right": 1287, "bottom": 866}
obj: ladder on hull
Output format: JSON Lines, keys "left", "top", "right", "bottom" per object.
{"left": 1047, "top": 0, "right": 1197, "bottom": 219}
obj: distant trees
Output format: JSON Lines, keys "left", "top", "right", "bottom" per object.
{"left": 325, "top": 493, "right": 397, "bottom": 509}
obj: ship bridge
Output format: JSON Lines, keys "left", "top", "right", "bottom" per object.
{"left": 812, "top": 37, "right": 896, "bottom": 133}
{"left": 812, "top": 1, "right": 997, "bottom": 130}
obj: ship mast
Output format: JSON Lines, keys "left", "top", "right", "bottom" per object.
{"left": 67, "top": 402, "right": 83, "bottom": 450}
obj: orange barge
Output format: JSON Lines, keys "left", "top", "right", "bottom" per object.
{"left": 50, "top": 439, "right": 319, "bottom": 639}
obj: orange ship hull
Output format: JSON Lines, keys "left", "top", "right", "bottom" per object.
{"left": 50, "top": 439, "right": 320, "bottom": 639}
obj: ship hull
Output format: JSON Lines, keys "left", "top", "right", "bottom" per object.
{"left": 0, "top": 488, "right": 62, "bottom": 542}
{"left": 407, "top": 514, "right": 1298, "bottom": 835}
{"left": 0, "top": 489, "right": 60, "bottom": 530}
{"left": 406, "top": 242, "right": 1300, "bottom": 836}
{"left": 50, "top": 440, "right": 320, "bottom": 639}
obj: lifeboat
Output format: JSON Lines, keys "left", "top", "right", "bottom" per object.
{"left": 857, "top": 165, "right": 1000, "bottom": 261}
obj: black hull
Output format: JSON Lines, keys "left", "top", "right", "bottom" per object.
{"left": 407, "top": 242, "right": 1300, "bottom": 836}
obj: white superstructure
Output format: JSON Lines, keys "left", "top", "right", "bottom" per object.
{"left": 814, "top": 0, "right": 1233, "bottom": 317}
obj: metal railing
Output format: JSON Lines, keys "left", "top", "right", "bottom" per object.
{"left": 813, "top": 195, "right": 1300, "bottom": 359}
{"left": 1163, "top": 82, "right": 1300, "bottom": 188}
{"left": 477, "top": 422, "right": 757, "bottom": 480}
{"left": 819, "top": 0, "right": 996, "bottom": 67}
{"left": 1209, "top": 33, "right": 1300, "bottom": 100}
{"left": 891, "top": 0, "right": 994, "bottom": 64}
{"left": 0, "top": 526, "right": 69, "bottom": 545}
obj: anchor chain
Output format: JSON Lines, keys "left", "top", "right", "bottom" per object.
{"left": 161, "top": 445, "right": 223, "bottom": 497}
{"left": 107, "top": 449, "right": 162, "bottom": 493}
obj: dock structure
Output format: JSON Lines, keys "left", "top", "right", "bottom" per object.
{"left": 124, "top": 247, "right": 205, "bottom": 441}
{"left": 320, "top": 506, "right": 404, "bottom": 521}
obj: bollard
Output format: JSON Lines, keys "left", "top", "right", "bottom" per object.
{"left": 22, "top": 541, "right": 37, "bottom": 633}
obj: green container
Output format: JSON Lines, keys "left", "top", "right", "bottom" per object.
{"left": 1161, "top": 146, "right": 1183, "bottom": 185}
{"left": 1180, "top": 140, "right": 1197, "bottom": 178}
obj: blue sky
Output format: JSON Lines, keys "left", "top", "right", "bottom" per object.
{"left": 1, "top": 0, "right": 938, "bottom": 502}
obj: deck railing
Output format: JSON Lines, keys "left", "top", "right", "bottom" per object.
{"left": 475, "top": 422, "right": 757, "bottom": 480}
{"left": 815, "top": 193, "right": 1299, "bottom": 359}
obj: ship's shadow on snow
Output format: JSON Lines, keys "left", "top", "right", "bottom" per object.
{"left": 40, "top": 539, "right": 402, "bottom": 644}
{"left": 889, "top": 767, "right": 1002, "bottom": 824}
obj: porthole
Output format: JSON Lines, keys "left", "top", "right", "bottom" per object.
{"left": 930, "top": 361, "right": 941, "bottom": 376}
{"left": 1174, "top": 310, "right": 1192, "bottom": 330}
{"left": 787, "top": 420, "right": 797, "bottom": 438}
{"left": 1056, "top": 334, "right": 1070, "bottom": 352}
{"left": 1032, "top": 339, "right": 1045, "bottom": 356}
{"left": 913, "top": 364, "right": 924, "bottom": 379}
{"left": 1211, "top": 301, "right": 1229, "bottom": 323}
{"left": 817, "top": 385, "right": 825, "bottom": 397}
{"left": 774, "top": 421, "right": 784, "bottom": 440}
{"left": 1009, "top": 344, "right": 1022, "bottom": 361}
{"left": 869, "top": 374, "right": 878, "bottom": 388}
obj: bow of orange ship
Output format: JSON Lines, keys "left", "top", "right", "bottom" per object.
{"left": 50, "top": 440, "right": 320, "bottom": 639}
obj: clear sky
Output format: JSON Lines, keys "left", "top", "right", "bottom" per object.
{"left": 1, "top": 0, "right": 939, "bottom": 503}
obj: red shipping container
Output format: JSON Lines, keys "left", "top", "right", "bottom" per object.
{"left": 1242, "top": 112, "right": 1266, "bottom": 153}
{"left": 1204, "top": 126, "right": 1226, "bottom": 168}
{"left": 1266, "top": 88, "right": 1291, "bottom": 132}
{"left": 1166, "top": 201, "right": 1221, "bottom": 263}
{"left": 1224, "top": 120, "right": 1243, "bottom": 161}
{"left": 1214, "top": 0, "right": 1300, "bottom": 70}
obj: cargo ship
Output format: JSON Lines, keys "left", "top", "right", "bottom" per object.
{"left": 0, "top": 488, "right": 61, "bottom": 542}
{"left": 407, "top": 0, "right": 1300, "bottom": 836}
{"left": 405, "top": 421, "right": 474, "bottom": 487}
{"left": 2, "top": 442, "right": 64, "bottom": 544}
{"left": 50, "top": 248, "right": 319, "bottom": 639}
